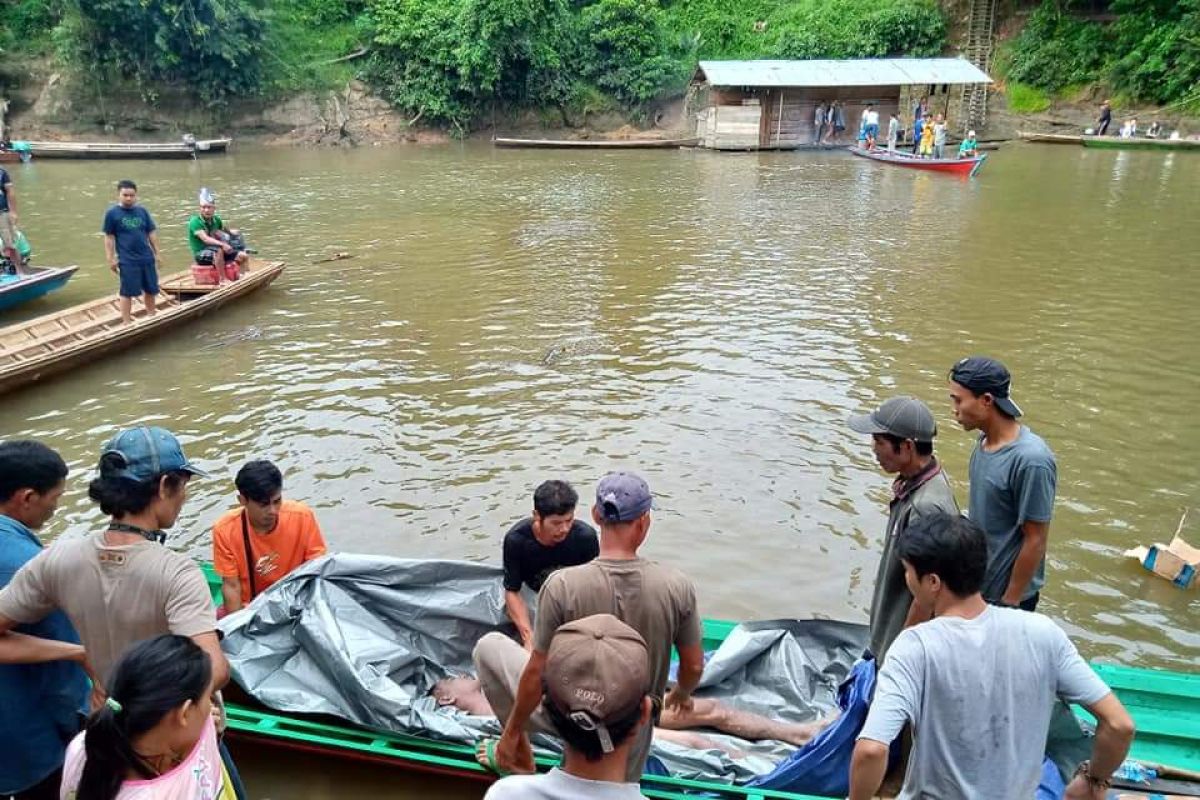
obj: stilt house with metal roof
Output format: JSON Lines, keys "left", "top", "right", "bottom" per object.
{"left": 691, "top": 59, "right": 992, "bottom": 151}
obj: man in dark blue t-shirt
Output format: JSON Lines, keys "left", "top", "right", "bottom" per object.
{"left": 101, "top": 179, "right": 161, "bottom": 324}
{"left": 501, "top": 480, "right": 598, "bottom": 649}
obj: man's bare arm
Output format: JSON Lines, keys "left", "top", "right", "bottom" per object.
{"left": 503, "top": 590, "right": 533, "bottom": 649}
{"left": 191, "top": 631, "right": 230, "bottom": 691}
{"left": 0, "top": 614, "right": 86, "bottom": 664}
{"left": 221, "top": 577, "right": 244, "bottom": 613}
{"left": 1002, "top": 520, "right": 1049, "bottom": 605}
{"left": 849, "top": 738, "right": 890, "bottom": 800}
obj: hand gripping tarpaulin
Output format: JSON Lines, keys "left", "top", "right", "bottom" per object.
{"left": 218, "top": 554, "right": 868, "bottom": 786}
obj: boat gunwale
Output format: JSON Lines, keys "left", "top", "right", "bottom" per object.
{"left": 0, "top": 261, "right": 285, "bottom": 389}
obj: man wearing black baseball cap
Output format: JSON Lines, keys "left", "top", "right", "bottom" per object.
{"left": 948, "top": 357, "right": 1057, "bottom": 610}
{"left": 848, "top": 396, "right": 959, "bottom": 662}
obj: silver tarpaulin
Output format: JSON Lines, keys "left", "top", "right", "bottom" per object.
{"left": 219, "top": 553, "right": 869, "bottom": 783}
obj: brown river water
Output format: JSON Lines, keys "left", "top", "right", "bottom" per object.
{"left": 2, "top": 142, "right": 1197, "bottom": 797}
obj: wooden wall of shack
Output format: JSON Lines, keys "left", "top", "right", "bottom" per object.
{"left": 695, "top": 83, "right": 959, "bottom": 150}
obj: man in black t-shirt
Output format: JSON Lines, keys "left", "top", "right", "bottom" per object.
{"left": 501, "top": 480, "right": 597, "bottom": 649}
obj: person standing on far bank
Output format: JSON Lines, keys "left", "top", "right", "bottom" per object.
{"left": 102, "top": 179, "right": 162, "bottom": 324}
{"left": 948, "top": 356, "right": 1057, "bottom": 610}
{"left": 848, "top": 396, "right": 959, "bottom": 663}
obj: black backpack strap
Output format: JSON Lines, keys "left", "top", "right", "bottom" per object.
{"left": 241, "top": 512, "right": 258, "bottom": 599}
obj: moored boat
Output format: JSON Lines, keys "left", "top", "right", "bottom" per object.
{"left": 849, "top": 146, "right": 988, "bottom": 177}
{"left": 21, "top": 138, "right": 232, "bottom": 159}
{"left": 0, "top": 259, "right": 284, "bottom": 395}
{"left": 0, "top": 266, "right": 77, "bottom": 312}
{"left": 494, "top": 136, "right": 699, "bottom": 149}
{"left": 1082, "top": 136, "right": 1200, "bottom": 152}
{"left": 203, "top": 565, "right": 1200, "bottom": 796}
{"left": 1018, "top": 131, "right": 1086, "bottom": 145}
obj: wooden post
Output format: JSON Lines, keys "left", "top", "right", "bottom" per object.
{"left": 775, "top": 90, "right": 784, "bottom": 147}
{"left": 0, "top": 98, "right": 8, "bottom": 143}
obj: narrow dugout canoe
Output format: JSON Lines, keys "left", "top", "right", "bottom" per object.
{"left": 494, "top": 137, "right": 699, "bottom": 149}
{"left": 0, "top": 259, "right": 284, "bottom": 396}
{"left": 849, "top": 146, "right": 988, "bottom": 177}
{"left": 1018, "top": 131, "right": 1086, "bottom": 145}
{"left": 0, "top": 266, "right": 78, "bottom": 312}
{"left": 202, "top": 565, "right": 1200, "bottom": 797}
{"left": 21, "top": 138, "right": 231, "bottom": 159}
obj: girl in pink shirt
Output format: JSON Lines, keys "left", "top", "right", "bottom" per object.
{"left": 60, "top": 635, "right": 234, "bottom": 800}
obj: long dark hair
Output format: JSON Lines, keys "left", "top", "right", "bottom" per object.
{"left": 87, "top": 452, "right": 189, "bottom": 518}
{"left": 77, "top": 635, "right": 212, "bottom": 800}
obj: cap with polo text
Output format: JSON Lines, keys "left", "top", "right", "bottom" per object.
{"left": 544, "top": 614, "right": 650, "bottom": 753}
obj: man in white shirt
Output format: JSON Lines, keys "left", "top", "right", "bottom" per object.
{"left": 484, "top": 614, "right": 652, "bottom": 799}
{"left": 849, "top": 513, "right": 1134, "bottom": 800}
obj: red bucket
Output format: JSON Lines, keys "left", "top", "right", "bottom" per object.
{"left": 190, "top": 262, "right": 240, "bottom": 285}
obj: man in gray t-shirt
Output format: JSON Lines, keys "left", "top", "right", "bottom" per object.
{"left": 847, "top": 396, "right": 959, "bottom": 663}
{"left": 949, "top": 356, "right": 1057, "bottom": 610}
{"left": 849, "top": 513, "right": 1133, "bottom": 800}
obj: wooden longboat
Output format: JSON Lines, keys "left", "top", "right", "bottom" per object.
{"left": 0, "top": 266, "right": 78, "bottom": 312}
{"left": 1018, "top": 131, "right": 1086, "bottom": 145}
{"left": 22, "top": 138, "right": 232, "bottom": 159}
{"left": 849, "top": 146, "right": 988, "bottom": 177}
{"left": 0, "top": 259, "right": 284, "bottom": 396}
{"left": 1082, "top": 136, "right": 1200, "bottom": 152}
{"left": 202, "top": 565, "right": 1200, "bottom": 796}
{"left": 494, "top": 137, "right": 699, "bottom": 149}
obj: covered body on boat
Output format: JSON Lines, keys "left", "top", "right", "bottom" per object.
{"left": 494, "top": 137, "right": 699, "bottom": 149}
{"left": 0, "top": 266, "right": 77, "bottom": 312}
{"left": 208, "top": 558, "right": 1200, "bottom": 798}
{"left": 849, "top": 145, "right": 987, "bottom": 176}
{"left": 0, "top": 259, "right": 284, "bottom": 395}
{"left": 20, "top": 138, "right": 232, "bottom": 159}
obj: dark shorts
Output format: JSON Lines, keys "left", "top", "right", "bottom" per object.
{"left": 195, "top": 246, "right": 222, "bottom": 265}
{"left": 865, "top": 123, "right": 879, "bottom": 138}
{"left": 118, "top": 260, "right": 159, "bottom": 297}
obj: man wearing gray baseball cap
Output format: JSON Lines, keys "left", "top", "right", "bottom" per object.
{"left": 474, "top": 471, "right": 704, "bottom": 783}
{"left": 848, "top": 396, "right": 959, "bottom": 662}
{"left": 484, "top": 614, "right": 653, "bottom": 799}
{"left": 948, "top": 356, "right": 1057, "bottom": 611}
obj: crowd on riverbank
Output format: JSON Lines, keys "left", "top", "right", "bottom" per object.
{"left": 0, "top": 356, "right": 1135, "bottom": 799}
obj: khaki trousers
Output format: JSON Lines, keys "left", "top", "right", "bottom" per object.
{"left": 472, "top": 631, "right": 654, "bottom": 783}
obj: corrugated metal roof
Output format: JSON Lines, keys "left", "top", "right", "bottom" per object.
{"left": 696, "top": 59, "right": 991, "bottom": 88}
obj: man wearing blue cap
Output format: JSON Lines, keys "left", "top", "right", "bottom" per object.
{"left": 474, "top": 471, "right": 705, "bottom": 782}
{"left": 848, "top": 396, "right": 959, "bottom": 662}
{"left": 0, "top": 426, "right": 226, "bottom": 690}
{"left": 948, "top": 357, "right": 1057, "bottom": 610}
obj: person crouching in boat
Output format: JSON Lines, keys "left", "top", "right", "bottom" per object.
{"left": 60, "top": 635, "right": 238, "bottom": 800}
{"left": 188, "top": 189, "right": 247, "bottom": 285}
{"left": 958, "top": 131, "right": 979, "bottom": 159}
{"left": 499, "top": 480, "right": 598, "bottom": 651}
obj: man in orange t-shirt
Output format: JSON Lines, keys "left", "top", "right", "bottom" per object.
{"left": 212, "top": 460, "right": 327, "bottom": 612}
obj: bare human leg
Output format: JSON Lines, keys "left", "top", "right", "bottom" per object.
{"left": 658, "top": 697, "right": 837, "bottom": 748}
{"left": 119, "top": 295, "right": 133, "bottom": 324}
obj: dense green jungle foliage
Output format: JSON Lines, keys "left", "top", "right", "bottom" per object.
{"left": 1, "top": 0, "right": 1194, "bottom": 125}
{"left": 0, "top": 0, "right": 945, "bottom": 126}
{"left": 1004, "top": 0, "right": 1199, "bottom": 107}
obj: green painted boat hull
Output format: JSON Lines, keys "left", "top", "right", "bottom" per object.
{"left": 1082, "top": 137, "right": 1200, "bottom": 151}
{"left": 204, "top": 565, "right": 1200, "bottom": 797}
